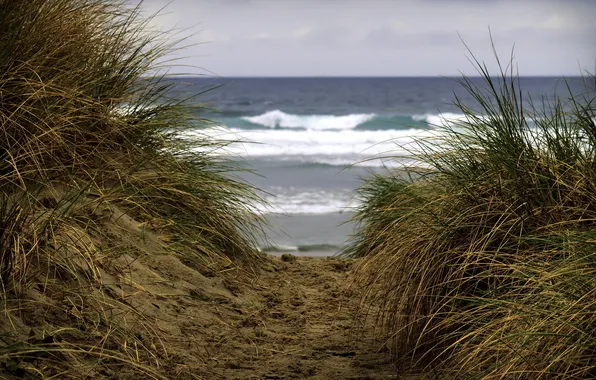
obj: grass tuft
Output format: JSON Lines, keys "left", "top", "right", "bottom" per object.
{"left": 347, "top": 50, "right": 596, "bottom": 378}
{"left": 1, "top": 0, "right": 264, "bottom": 377}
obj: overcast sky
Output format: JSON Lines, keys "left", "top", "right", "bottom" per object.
{"left": 138, "top": 0, "right": 595, "bottom": 77}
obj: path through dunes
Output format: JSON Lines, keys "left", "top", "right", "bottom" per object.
{"left": 193, "top": 255, "right": 402, "bottom": 379}
{"left": 135, "top": 254, "right": 406, "bottom": 379}
{"left": 2, "top": 245, "right": 418, "bottom": 379}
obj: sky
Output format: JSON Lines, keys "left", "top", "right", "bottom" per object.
{"left": 138, "top": 0, "right": 595, "bottom": 77}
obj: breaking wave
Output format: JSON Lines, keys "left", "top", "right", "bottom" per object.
{"left": 241, "top": 110, "right": 376, "bottom": 130}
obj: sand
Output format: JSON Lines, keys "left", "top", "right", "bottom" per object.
{"left": 132, "top": 253, "right": 403, "bottom": 379}
{"left": 0, "top": 201, "right": 420, "bottom": 379}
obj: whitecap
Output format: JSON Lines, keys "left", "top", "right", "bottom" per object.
{"left": 182, "top": 127, "right": 438, "bottom": 167}
{"left": 412, "top": 112, "right": 472, "bottom": 127}
{"left": 241, "top": 109, "right": 376, "bottom": 130}
{"left": 255, "top": 188, "right": 358, "bottom": 215}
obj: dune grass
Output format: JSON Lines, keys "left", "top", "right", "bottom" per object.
{"left": 0, "top": 0, "right": 264, "bottom": 377}
{"left": 347, "top": 55, "right": 596, "bottom": 378}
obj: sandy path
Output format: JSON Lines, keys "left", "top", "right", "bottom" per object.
{"left": 0, "top": 247, "right": 416, "bottom": 379}
{"left": 172, "top": 255, "right": 402, "bottom": 379}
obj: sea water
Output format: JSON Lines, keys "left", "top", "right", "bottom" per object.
{"left": 173, "top": 77, "right": 589, "bottom": 255}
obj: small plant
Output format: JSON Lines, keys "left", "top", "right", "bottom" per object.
{"left": 348, "top": 49, "right": 596, "bottom": 378}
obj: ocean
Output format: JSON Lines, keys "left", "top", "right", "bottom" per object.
{"left": 173, "top": 76, "right": 588, "bottom": 255}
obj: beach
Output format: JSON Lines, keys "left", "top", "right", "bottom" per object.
{"left": 2, "top": 2, "right": 593, "bottom": 376}
{"left": 125, "top": 253, "right": 403, "bottom": 379}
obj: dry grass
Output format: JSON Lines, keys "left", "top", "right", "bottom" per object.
{"left": 347, "top": 52, "right": 596, "bottom": 378}
{"left": 0, "top": 0, "right": 264, "bottom": 377}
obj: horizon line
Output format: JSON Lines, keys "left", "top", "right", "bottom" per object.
{"left": 166, "top": 74, "right": 585, "bottom": 79}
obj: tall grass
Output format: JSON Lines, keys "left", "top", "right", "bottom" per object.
{"left": 348, "top": 55, "right": 596, "bottom": 378}
{"left": 1, "top": 0, "right": 263, "bottom": 377}
{"left": 0, "top": 0, "right": 264, "bottom": 288}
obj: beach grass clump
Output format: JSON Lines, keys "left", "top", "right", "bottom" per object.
{"left": 0, "top": 0, "right": 263, "bottom": 377}
{"left": 348, "top": 57, "right": 596, "bottom": 378}
{"left": 0, "top": 0, "right": 263, "bottom": 287}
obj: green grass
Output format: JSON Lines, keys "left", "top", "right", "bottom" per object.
{"left": 347, "top": 52, "right": 596, "bottom": 378}
{"left": 0, "top": 0, "right": 264, "bottom": 377}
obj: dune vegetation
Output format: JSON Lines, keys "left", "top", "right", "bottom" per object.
{"left": 0, "top": 0, "right": 264, "bottom": 377}
{"left": 2, "top": 0, "right": 595, "bottom": 378}
{"left": 347, "top": 54, "right": 596, "bottom": 378}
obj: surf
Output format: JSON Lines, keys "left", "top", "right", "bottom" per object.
{"left": 241, "top": 109, "right": 376, "bottom": 130}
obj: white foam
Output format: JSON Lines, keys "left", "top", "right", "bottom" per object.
{"left": 256, "top": 188, "right": 358, "bottom": 215}
{"left": 241, "top": 109, "right": 376, "bottom": 130}
{"left": 193, "top": 127, "right": 434, "bottom": 155}
{"left": 182, "top": 127, "right": 438, "bottom": 167}
{"left": 254, "top": 154, "right": 413, "bottom": 168}
{"left": 413, "top": 112, "right": 473, "bottom": 127}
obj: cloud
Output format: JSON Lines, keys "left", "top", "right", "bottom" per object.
{"left": 135, "top": 0, "right": 595, "bottom": 76}
{"left": 364, "top": 27, "right": 464, "bottom": 50}
{"left": 539, "top": 14, "right": 566, "bottom": 30}
{"left": 292, "top": 26, "right": 312, "bottom": 39}
{"left": 248, "top": 32, "right": 272, "bottom": 40}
